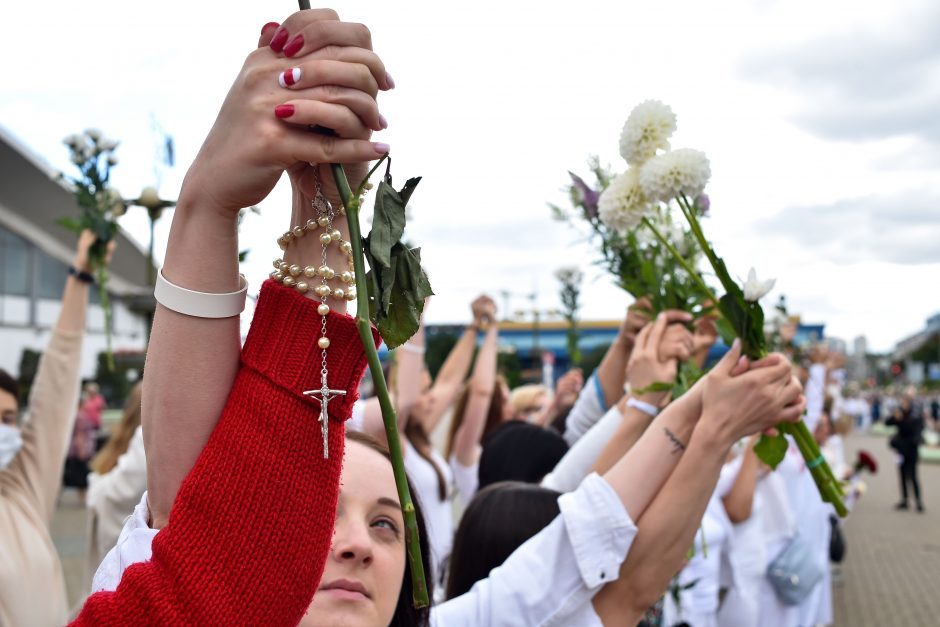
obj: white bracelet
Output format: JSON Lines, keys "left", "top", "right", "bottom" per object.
{"left": 154, "top": 270, "right": 248, "bottom": 319}
{"left": 399, "top": 342, "right": 426, "bottom": 355}
{"left": 626, "top": 397, "right": 660, "bottom": 418}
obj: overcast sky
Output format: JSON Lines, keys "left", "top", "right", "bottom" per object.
{"left": 2, "top": 0, "right": 938, "bottom": 352}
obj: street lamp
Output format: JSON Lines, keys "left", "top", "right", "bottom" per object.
{"left": 130, "top": 186, "right": 176, "bottom": 286}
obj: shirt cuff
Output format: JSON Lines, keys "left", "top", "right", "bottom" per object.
{"left": 558, "top": 473, "right": 637, "bottom": 589}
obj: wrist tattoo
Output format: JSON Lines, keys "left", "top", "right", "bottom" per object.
{"left": 663, "top": 427, "right": 687, "bottom": 454}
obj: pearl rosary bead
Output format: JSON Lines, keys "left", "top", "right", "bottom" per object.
{"left": 345, "top": 288, "right": 357, "bottom": 301}
{"left": 295, "top": 280, "right": 309, "bottom": 293}
{"left": 318, "top": 216, "right": 331, "bottom": 228}
{"left": 318, "top": 303, "right": 330, "bottom": 316}
{"left": 333, "top": 288, "right": 345, "bottom": 300}
{"left": 315, "top": 284, "right": 331, "bottom": 298}
{"left": 341, "top": 271, "right": 355, "bottom": 284}
{"left": 292, "top": 226, "right": 305, "bottom": 238}
{"left": 330, "top": 229, "right": 342, "bottom": 241}
{"left": 340, "top": 241, "right": 352, "bottom": 254}
{"left": 304, "top": 265, "right": 317, "bottom": 278}
{"left": 319, "top": 233, "right": 333, "bottom": 246}
{"left": 289, "top": 265, "right": 301, "bottom": 277}
{"left": 318, "top": 337, "right": 331, "bottom": 349}
{"left": 283, "top": 275, "right": 296, "bottom": 288}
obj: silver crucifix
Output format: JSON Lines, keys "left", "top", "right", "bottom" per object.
{"left": 304, "top": 372, "right": 347, "bottom": 458}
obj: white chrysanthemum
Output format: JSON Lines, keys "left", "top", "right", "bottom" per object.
{"left": 639, "top": 148, "right": 711, "bottom": 204}
{"left": 598, "top": 169, "right": 651, "bottom": 233}
{"left": 619, "top": 100, "right": 677, "bottom": 166}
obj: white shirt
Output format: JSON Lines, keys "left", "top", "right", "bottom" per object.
{"left": 432, "top": 473, "right": 637, "bottom": 626}
{"left": 94, "top": 474, "right": 637, "bottom": 627}
{"left": 562, "top": 375, "right": 607, "bottom": 447}
{"left": 404, "top": 438, "right": 454, "bottom": 584}
{"left": 449, "top": 453, "right": 479, "bottom": 507}
{"left": 542, "top": 404, "right": 623, "bottom": 493}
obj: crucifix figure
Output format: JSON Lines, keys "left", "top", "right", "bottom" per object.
{"left": 304, "top": 372, "right": 347, "bottom": 459}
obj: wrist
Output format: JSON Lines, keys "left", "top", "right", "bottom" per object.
{"left": 72, "top": 257, "right": 92, "bottom": 274}
{"left": 634, "top": 390, "right": 669, "bottom": 407}
{"left": 694, "top": 412, "right": 736, "bottom": 450}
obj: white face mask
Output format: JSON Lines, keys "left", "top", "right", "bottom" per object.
{"left": 0, "top": 423, "right": 24, "bottom": 469}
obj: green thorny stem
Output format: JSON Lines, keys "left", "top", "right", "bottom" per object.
{"left": 330, "top": 162, "right": 430, "bottom": 607}
{"left": 668, "top": 194, "right": 847, "bottom": 516}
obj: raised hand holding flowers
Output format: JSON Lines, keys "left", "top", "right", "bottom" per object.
{"left": 59, "top": 129, "right": 126, "bottom": 370}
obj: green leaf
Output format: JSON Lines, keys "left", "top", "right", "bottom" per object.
{"left": 633, "top": 381, "right": 674, "bottom": 395}
{"left": 56, "top": 216, "right": 84, "bottom": 234}
{"left": 399, "top": 177, "right": 421, "bottom": 207}
{"left": 369, "top": 180, "right": 409, "bottom": 268}
{"left": 238, "top": 249, "right": 249, "bottom": 263}
{"left": 754, "top": 432, "right": 788, "bottom": 469}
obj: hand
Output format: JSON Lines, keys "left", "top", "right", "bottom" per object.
{"left": 661, "top": 317, "right": 695, "bottom": 362}
{"left": 471, "top": 295, "right": 497, "bottom": 325}
{"left": 626, "top": 311, "right": 693, "bottom": 406}
{"left": 699, "top": 340, "right": 806, "bottom": 445}
{"left": 618, "top": 297, "right": 652, "bottom": 350}
{"left": 553, "top": 369, "right": 584, "bottom": 407}
{"left": 182, "top": 10, "right": 391, "bottom": 215}
{"left": 73, "top": 229, "right": 116, "bottom": 273}
{"left": 692, "top": 314, "right": 719, "bottom": 356}
{"left": 809, "top": 343, "right": 829, "bottom": 365}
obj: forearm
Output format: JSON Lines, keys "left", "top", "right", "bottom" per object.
{"left": 723, "top": 448, "right": 759, "bottom": 523}
{"left": 453, "top": 326, "right": 498, "bottom": 465}
{"left": 594, "top": 423, "right": 729, "bottom": 623}
{"left": 595, "top": 333, "right": 631, "bottom": 407}
{"left": 74, "top": 283, "right": 373, "bottom": 626}
{"left": 393, "top": 320, "right": 425, "bottom": 429}
{"left": 143, "top": 190, "right": 242, "bottom": 527}
{"left": 56, "top": 275, "right": 90, "bottom": 334}
{"left": 601, "top": 393, "right": 698, "bottom": 522}
{"left": 590, "top": 399, "right": 653, "bottom": 476}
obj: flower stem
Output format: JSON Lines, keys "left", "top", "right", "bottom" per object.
{"left": 96, "top": 265, "right": 115, "bottom": 372}
{"left": 641, "top": 216, "right": 717, "bottom": 304}
{"left": 329, "top": 163, "right": 430, "bottom": 607}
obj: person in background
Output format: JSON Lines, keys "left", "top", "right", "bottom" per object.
{"left": 0, "top": 230, "right": 112, "bottom": 626}
{"left": 81, "top": 382, "right": 106, "bottom": 431}
{"left": 86, "top": 381, "right": 146, "bottom": 587}
{"left": 887, "top": 389, "right": 925, "bottom": 512}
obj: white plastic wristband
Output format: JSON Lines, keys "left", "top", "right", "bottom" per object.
{"left": 626, "top": 397, "right": 660, "bottom": 418}
{"left": 154, "top": 270, "right": 248, "bottom": 319}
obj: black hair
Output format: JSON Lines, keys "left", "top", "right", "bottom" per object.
{"left": 445, "top": 481, "right": 561, "bottom": 599}
{"left": 345, "top": 430, "right": 432, "bottom": 626}
{"left": 477, "top": 421, "right": 568, "bottom": 489}
{"left": 0, "top": 369, "right": 18, "bottom": 402}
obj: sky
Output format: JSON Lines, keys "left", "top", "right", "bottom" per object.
{"left": 1, "top": 0, "right": 938, "bottom": 353}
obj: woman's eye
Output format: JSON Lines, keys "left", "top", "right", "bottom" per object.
{"left": 372, "top": 518, "right": 400, "bottom": 536}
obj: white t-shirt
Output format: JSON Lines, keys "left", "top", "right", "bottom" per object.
{"left": 404, "top": 438, "right": 454, "bottom": 585}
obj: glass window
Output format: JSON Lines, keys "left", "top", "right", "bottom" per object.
{"left": 37, "top": 249, "right": 68, "bottom": 299}
{"left": 1, "top": 230, "right": 30, "bottom": 296}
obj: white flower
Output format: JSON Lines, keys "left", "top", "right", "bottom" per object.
{"left": 63, "top": 134, "right": 82, "bottom": 149}
{"left": 107, "top": 189, "right": 126, "bottom": 216}
{"left": 107, "top": 155, "right": 119, "bottom": 166}
{"left": 137, "top": 186, "right": 161, "bottom": 210}
{"left": 741, "top": 268, "right": 775, "bottom": 302}
{"left": 100, "top": 139, "right": 119, "bottom": 152}
{"left": 619, "top": 100, "right": 677, "bottom": 166}
{"left": 638, "top": 148, "right": 711, "bottom": 204}
{"left": 598, "top": 169, "right": 651, "bottom": 233}
{"left": 70, "top": 152, "right": 85, "bottom": 166}
{"left": 85, "top": 128, "right": 102, "bottom": 141}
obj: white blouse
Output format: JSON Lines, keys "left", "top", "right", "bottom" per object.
{"left": 93, "top": 474, "right": 637, "bottom": 627}
{"left": 542, "top": 403, "right": 623, "bottom": 493}
{"left": 403, "top": 438, "right": 454, "bottom": 585}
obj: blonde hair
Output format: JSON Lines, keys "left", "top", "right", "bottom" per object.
{"left": 509, "top": 384, "right": 550, "bottom": 417}
{"left": 90, "top": 383, "right": 143, "bottom": 475}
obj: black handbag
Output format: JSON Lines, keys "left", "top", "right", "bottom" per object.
{"left": 829, "top": 515, "right": 846, "bottom": 563}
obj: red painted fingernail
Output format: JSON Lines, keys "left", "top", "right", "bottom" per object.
{"left": 283, "top": 34, "right": 304, "bottom": 57}
{"left": 279, "top": 68, "right": 301, "bottom": 88}
{"left": 270, "top": 28, "right": 289, "bottom": 53}
{"left": 275, "top": 104, "right": 295, "bottom": 119}
{"left": 261, "top": 21, "right": 279, "bottom": 35}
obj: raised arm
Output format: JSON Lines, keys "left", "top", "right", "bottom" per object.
{"left": 142, "top": 11, "right": 391, "bottom": 527}
{"left": 451, "top": 299, "right": 499, "bottom": 466}
{"left": 593, "top": 345, "right": 805, "bottom": 625}
{"left": 5, "top": 230, "right": 106, "bottom": 522}
{"left": 722, "top": 435, "right": 760, "bottom": 523}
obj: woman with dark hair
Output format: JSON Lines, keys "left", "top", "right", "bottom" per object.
{"left": 445, "top": 482, "right": 561, "bottom": 599}
{"left": 887, "top": 392, "right": 925, "bottom": 512}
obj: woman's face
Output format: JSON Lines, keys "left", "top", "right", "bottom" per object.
{"left": 302, "top": 441, "right": 406, "bottom": 627}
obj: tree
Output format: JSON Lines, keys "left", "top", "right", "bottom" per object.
{"left": 555, "top": 266, "right": 584, "bottom": 367}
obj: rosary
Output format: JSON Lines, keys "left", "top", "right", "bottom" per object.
{"left": 271, "top": 176, "right": 357, "bottom": 458}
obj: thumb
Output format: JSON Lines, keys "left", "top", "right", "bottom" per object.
{"left": 716, "top": 338, "right": 742, "bottom": 375}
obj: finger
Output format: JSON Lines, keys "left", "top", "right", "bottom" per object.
{"left": 748, "top": 354, "right": 784, "bottom": 370}
{"left": 660, "top": 309, "right": 694, "bottom": 325}
{"left": 288, "top": 42, "right": 388, "bottom": 92}
{"left": 730, "top": 355, "right": 750, "bottom": 377}
{"left": 269, "top": 8, "right": 341, "bottom": 54}
{"left": 634, "top": 323, "right": 653, "bottom": 353}
{"left": 777, "top": 399, "right": 806, "bottom": 424}
{"left": 282, "top": 128, "right": 389, "bottom": 165}
{"left": 259, "top": 21, "right": 280, "bottom": 48}
{"left": 277, "top": 59, "right": 379, "bottom": 98}
{"left": 647, "top": 314, "right": 671, "bottom": 359}
{"left": 716, "top": 338, "right": 742, "bottom": 375}
{"left": 275, "top": 100, "right": 371, "bottom": 139}
{"left": 763, "top": 427, "right": 780, "bottom": 437}
{"left": 280, "top": 85, "right": 383, "bottom": 131}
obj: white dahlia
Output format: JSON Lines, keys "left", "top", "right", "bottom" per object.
{"left": 598, "top": 169, "right": 650, "bottom": 233}
{"left": 619, "top": 100, "right": 677, "bottom": 166}
{"left": 638, "top": 148, "right": 711, "bottom": 204}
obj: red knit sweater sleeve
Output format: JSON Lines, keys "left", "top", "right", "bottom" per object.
{"left": 72, "top": 281, "right": 380, "bottom": 626}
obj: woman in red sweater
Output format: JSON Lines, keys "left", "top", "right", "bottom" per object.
{"left": 73, "top": 8, "right": 396, "bottom": 625}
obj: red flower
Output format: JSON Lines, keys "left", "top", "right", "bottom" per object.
{"left": 855, "top": 450, "right": 878, "bottom": 474}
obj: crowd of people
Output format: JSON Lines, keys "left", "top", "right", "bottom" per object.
{"left": 0, "top": 8, "right": 935, "bottom": 627}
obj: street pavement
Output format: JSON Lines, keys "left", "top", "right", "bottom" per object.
{"left": 51, "top": 431, "right": 940, "bottom": 624}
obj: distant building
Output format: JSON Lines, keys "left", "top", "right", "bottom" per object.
{"left": 893, "top": 313, "right": 940, "bottom": 383}
{"left": 849, "top": 335, "right": 870, "bottom": 381}
{"left": 0, "top": 126, "right": 152, "bottom": 379}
